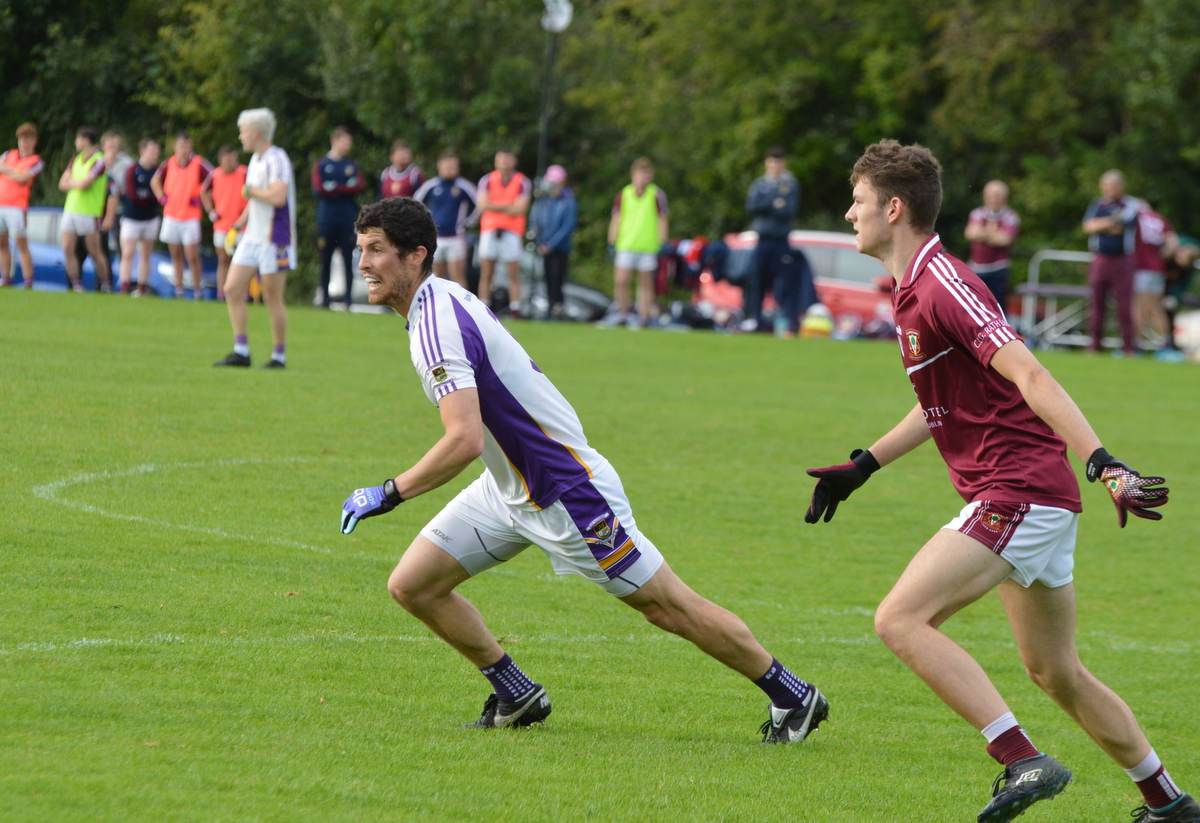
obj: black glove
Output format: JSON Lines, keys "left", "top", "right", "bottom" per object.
{"left": 805, "top": 449, "right": 880, "bottom": 524}
{"left": 1086, "top": 448, "right": 1168, "bottom": 528}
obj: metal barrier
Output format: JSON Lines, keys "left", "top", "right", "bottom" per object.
{"left": 1017, "top": 249, "right": 1113, "bottom": 350}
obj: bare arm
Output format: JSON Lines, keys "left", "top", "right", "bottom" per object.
{"left": 658, "top": 213, "right": 669, "bottom": 244}
{"left": 231, "top": 202, "right": 250, "bottom": 230}
{"left": 476, "top": 188, "right": 493, "bottom": 212}
{"left": 607, "top": 211, "right": 620, "bottom": 245}
{"left": 392, "top": 388, "right": 485, "bottom": 500}
{"left": 58, "top": 166, "right": 74, "bottom": 192}
{"left": 101, "top": 194, "right": 118, "bottom": 231}
{"left": 150, "top": 172, "right": 165, "bottom": 201}
{"left": 200, "top": 188, "right": 216, "bottom": 217}
{"left": 508, "top": 195, "right": 531, "bottom": 217}
{"left": 868, "top": 402, "right": 933, "bottom": 467}
{"left": 989, "top": 340, "right": 1101, "bottom": 460}
{"left": 1083, "top": 216, "right": 1123, "bottom": 235}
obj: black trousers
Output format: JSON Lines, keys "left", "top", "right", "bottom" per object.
{"left": 542, "top": 250, "right": 569, "bottom": 311}
{"left": 746, "top": 236, "right": 813, "bottom": 332}
{"left": 318, "top": 220, "right": 357, "bottom": 307}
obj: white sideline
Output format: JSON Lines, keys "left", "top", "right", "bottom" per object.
{"left": 31, "top": 458, "right": 331, "bottom": 554}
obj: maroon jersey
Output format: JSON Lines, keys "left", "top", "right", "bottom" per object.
{"left": 892, "top": 236, "right": 1081, "bottom": 512}
{"left": 1134, "top": 209, "right": 1172, "bottom": 273}
{"left": 966, "top": 206, "right": 1020, "bottom": 272}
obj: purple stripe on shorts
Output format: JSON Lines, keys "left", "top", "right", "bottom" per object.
{"left": 557, "top": 481, "right": 640, "bottom": 579}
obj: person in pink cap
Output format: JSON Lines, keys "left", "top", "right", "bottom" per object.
{"left": 529, "top": 164, "right": 577, "bottom": 320}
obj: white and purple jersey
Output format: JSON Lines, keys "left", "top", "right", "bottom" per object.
{"left": 244, "top": 145, "right": 296, "bottom": 257}
{"left": 407, "top": 275, "right": 610, "bottom": 510}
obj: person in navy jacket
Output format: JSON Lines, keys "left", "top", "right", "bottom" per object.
{"left": 312, "top": 126, "right": 364, "bottom": 308}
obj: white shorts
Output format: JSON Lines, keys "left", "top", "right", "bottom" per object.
{"left": 1134, "top": 270, "right": 1166, "bottom": 295}
{"left": 231, "top": 240, "right": 291, "bottom": 275}
{"left": 944, "top": 500, "right": 1078, "bottom": 588}
{"left": 615, "top": 249, "right": 659, "bottom": 272}
{"left": 421, "top": 468, "right": 665, "bottom": 597}
{"left": 0, "top": 206, "right": 26, "bottom": 237}
{"left": 433, "top": 235, "right": 467, "bottom": 264}
{"left": 478, "top": 229, "right": 523, "bottom": 263}
{"left": 159, "top": 216, "right": 201, "bottom": 246}
{"left": 120, "top": 217, "right": 160, "bottom": 242}
{"left": 61, "top": 210, "right": 100, "bottom": 236}
{"left": 213, "top": 230, "right": 236, "bottom": 253}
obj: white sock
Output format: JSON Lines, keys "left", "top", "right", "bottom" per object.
{"left": 233, "top": 342, "right": 250, "bottom": 357}
{"left": 981, "top": 712, "right": 1019, "bottom": 743}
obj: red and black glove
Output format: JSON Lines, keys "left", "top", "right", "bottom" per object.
{"left": 805, "top": 449, "right": 880, "bottom": 524}
{"left": 1086, "top": 448, "right": 1168, "bottom": 528}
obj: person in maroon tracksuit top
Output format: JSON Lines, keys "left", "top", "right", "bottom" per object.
{"left": 804, "top": 140, "right": 1191, "bottom": 823}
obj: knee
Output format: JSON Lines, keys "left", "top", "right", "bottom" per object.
{"left": 873, "top": 602, "right": 913, "bottom": 652}
{"left": 637, "top": 600, "right": 685, "bottom": 636}
{"left": 387, "top": 571, "right": 427, "bottom": 614}
{"left": 1024, "top": 658, "right": 1084, "bottom": 700}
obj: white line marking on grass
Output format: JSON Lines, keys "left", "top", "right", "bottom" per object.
{"left": 32, "top": 458, "right": 331, "bottom": 554}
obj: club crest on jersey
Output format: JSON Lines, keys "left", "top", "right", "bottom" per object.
{"left": 589, "top": 517, "right": 612, "bottom": 540}
{"left": 906, "top": 329, "right": 924, "bottom": 360}
{"left": 980, "top": 510, "right": 1007, "bottom": 531}
{"left": 430, "top": 365, "right": 449, "bottom": 384}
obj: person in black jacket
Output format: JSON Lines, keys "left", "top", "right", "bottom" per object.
{"left": 744, "top": 146, "right": 811, "bottom": 337}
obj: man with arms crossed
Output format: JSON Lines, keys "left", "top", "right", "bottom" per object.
{"left": 964, "top": 179, "right": 1020, "bottom": 311}
{"left": 339, "top": 197, "right": 828, "bottom": 741}
{"left": 58, "top": 126, "right": 110, "bottom": 293}
{"left": 806, "top": 140, "right": 1191, "bottom": 823}
{"left": 152, "top": 132, "right": 214, "bottom": 299}
{"left": 476, "top": 149, "right": 530, "bottom": 317}
{"left": 118, "top": 138, "right": 162, "bottom": 295}
{"left": 0, "top": 123, "right": 44, "bottom": 288}
{"left": 413, "top": 151, "right": 478, "bottom": 289}
{"left": 213, "top": 109, "right": 294, "bottom": 369}
{"left": 201, "top": 145, "right": 248, "bottom": 301}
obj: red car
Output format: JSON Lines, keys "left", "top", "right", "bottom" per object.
{"left": 697, "top": 230, "right": 894, "bottom": 328}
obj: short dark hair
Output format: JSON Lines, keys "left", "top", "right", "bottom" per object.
{"left": 390, "top": 139, "right": 410, "bottom": 153}
{"left": 766, "top": 145, "right": 787, "bottom": 160}
{"left": 850, "top": 140, "right": 942, "bottom": 234}
{"left": 16, "top": 122, "right": 37, "bottom": 139}
{"left": 354, "top": 198, "right": 438, "bottom": 276}
{"left": 217, "top": 144, "right": 237, "bottom": 158}
{"left": 175, "top": 130, "right": 191, "bottom": 141}
{"left": 76, "top": 126, "right": 98, "bottom": 145}
{"left": 331, "top": 126, "right": 351, "bottom": 141}
{"left": 437, "top": 149, "right": 459, "bottom": 161}
{"left": 138, "top": 137, "right": 160, "bottom": 151}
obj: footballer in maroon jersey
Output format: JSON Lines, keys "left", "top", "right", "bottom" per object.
{"left": 804, "top": 140, "right": 1188, "bottom": 823}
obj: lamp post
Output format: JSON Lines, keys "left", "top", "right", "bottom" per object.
{"left": 536, "top": 0, "right": 573, "bottom": 181}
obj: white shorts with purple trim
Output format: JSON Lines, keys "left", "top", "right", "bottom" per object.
{"left": 943, "top": 500, "right": 1079, "bottom": 588}
{"left": 231, "top": 240, "right": 292, "bottom": 275}
{"left": 421, "top": 466, "right": 664, "bottom": 597}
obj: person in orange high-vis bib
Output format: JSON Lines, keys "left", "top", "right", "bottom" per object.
{"left": 0, "top": 122, "right": 44, "bottom": 287}
{"left": 476, "top": 149, "right": 531, "bottom": 318}
{"left": 151, "top": 131, "right": 214, "bottom": 299}
{"left": 201, "top": 145, "right": 248, "bottom": 300}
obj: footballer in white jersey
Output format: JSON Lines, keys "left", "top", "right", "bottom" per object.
{"left": 338, "top": 197, "right": 827, "bottom": 739}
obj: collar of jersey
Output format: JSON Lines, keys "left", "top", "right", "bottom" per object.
{"left": 404, "top": 274, "right": 438, "bottom": 330}
{"left": 899, "top": 234, "right": 943, "bottom": 290}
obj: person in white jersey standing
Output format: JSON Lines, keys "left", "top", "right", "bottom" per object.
{"left": 214, "top": 108, "right": 295, "bottom": 369}
{"left": 339, "top": 197, "right": 828, "bottom": 741}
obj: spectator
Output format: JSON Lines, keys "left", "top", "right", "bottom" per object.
{"left": 118, "top": 137, "right": 162, "bottom": 295}
{"left": 378, "top": 140, "right": 423, "bottom": 200}
{"left": 0, "top": 122, "right": 44, "bottom": 288}
{"left": 1161, "top": 239, "right": 1199, "bottom": 361}
{"left": 311, "top": 126, "right": 364, "bottom": 309}
{"left": 413, "top": 150, "right": 478, "bottom": 290}
{"left": 477, "top": 148, "right": 532, "bottom": 317}
{"left": 58, "top": 126, "right": 110, "bottom": 293}
{"left": 1132, "top": 204, "right": 1179, "bottom": 359}
{"left": 151, "top": 131, "right": 214, "bottom": 299}
{"left": 964, "top": 179, "right": 1020, "bottom": 311}
{"left": 99, "top": 131, "right": 132, "bottom": 258}
{"left": 213, "top": 108, "right": 294, "bottom": 369}
{"left": 744, "top": 146, "right": 807, "bottom": 337}
{"left": 200, "top": 145, "right": 248, "bottom": 300}
{"left": 602, "top": 157, "right": 668, "bottom": 329}
{"left": 529, "top": 164, "right": 577, "bottom": 320}
{"left": 1082, "top": 170, "right": 1140, "bottom": 356}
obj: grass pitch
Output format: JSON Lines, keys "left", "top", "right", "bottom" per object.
{"left": 1, "top": 290, "right": 1197, "bottom": 823}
